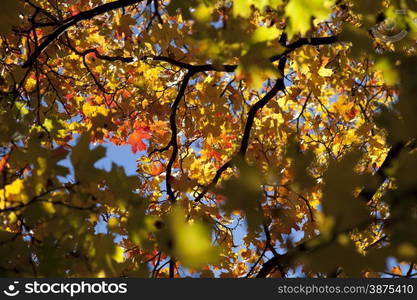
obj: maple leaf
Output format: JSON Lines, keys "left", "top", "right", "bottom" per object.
{"left": 285, "top": 0, "right": 335, "bottom": 37}
{"left": 128, "top": 126, "right": 151, "bottom": 154}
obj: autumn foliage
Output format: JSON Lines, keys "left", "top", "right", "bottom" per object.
{"left": 1, "top": 0, "right": 417, "bottom": 278}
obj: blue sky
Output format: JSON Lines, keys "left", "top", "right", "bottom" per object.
{"left": 57, "top": 137, "right": 139, "bottom": 181}
{"left": 94, "top": 142, "right": 139, "bottom": 176}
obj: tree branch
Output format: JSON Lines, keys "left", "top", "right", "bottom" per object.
{"left": 270, "top": 36, "right": 339, "bottom": 62}
{"left": 22, "top": 0, "right": 143, "bottom": 68}
{"left": 194, "top": 63, "right": 286, "bottom": 202}
{"left": 165, "top": 71, "right": 193, "bottom": 203}
{"left": 145, "top": 36, "right": 339, "bottom": 74}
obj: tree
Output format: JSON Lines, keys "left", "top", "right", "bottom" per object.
{"left": 0, "top": 0, "right": 416, "bottom": 278}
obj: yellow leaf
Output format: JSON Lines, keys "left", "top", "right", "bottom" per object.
{"left": 194, "top": 4, "right": 212, "bottom": 22}
{"left": 24, "top": 76, "right": 37, "bottom": 92}
{"left": 113, "top": 246, "right": 125, "bottom": 263}
{"left": 318, "top": 67, "right": 333, "bottom": 77}
{"left": 82, "top": 102, "right": 109, "bottom": 118}
{"left": 0, "top": 179, "right": 29, "bottom": 205}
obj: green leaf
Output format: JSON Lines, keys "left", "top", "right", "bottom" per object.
{"left": 285, "top": 0, "right": 335, "bottom": 38}
{"left": 286, "top": 139, "right": 316, "bottom": 190}
{"left": 157, "top": 206, "right": 220, "bottom": 269}
{"left": 233, "top": 0, "right": 284, "bottom": 18}
{"left": 250, "top": 26, "right": 281, "bottom": 44}
{"left": 374, "top": 57, "right": 399, "bottom": 86}
{"left": 217, "top": 156, "right": 264, "bottom": 233}
{"left": 321, "top": 151, "right": 372, "bottom": 231}
{"left": 300, "top": 235, "right": 388, "bottom": 276}
{"left": 236, "top": 43, "right": 280, "bottom": 89}
{"left": 71, "top": 133, "right": 106, "bottom": 183}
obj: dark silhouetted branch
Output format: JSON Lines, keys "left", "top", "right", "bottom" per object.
{"left": 23, "top": 0, "right": 143, "bottom": 68}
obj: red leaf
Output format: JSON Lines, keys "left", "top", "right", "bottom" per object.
{"left": 64, "top": 92, "right": 74, "bottom": 101}
{"left": 210, "top": 150, "right": 222, "bottom": 165}
{"left": 345, "top": 107, "right": 357, "bottom": 120}
{"left": 85, "top": 52, "right": 97, "bottom": 63}
{"left": 128, "top": 126, "right": 151, "bottom": 154}
{"left": 122, "top": 89, "right": 131, "bottom": 98}
{"left": 0, "top": 155, "right": 9, "bottom": 172}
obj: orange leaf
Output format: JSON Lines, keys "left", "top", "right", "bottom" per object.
{"left": 391, "top": 266, "right": 402, "bottom": 276}
{"left": 128, "top": 126, "right": 151, "bottom": 154}
{"left": 69, "top": 5, "right": 80, "bottom": 16}
{"left": 150, "top": 162, "right": 164, "bottom": 175}
{"left": 0, "top": 155, "right": 9, "bottom": 172}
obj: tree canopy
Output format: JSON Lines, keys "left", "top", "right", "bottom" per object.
{"left": 1, "top": 0, "right": 417, "bottom": 278}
